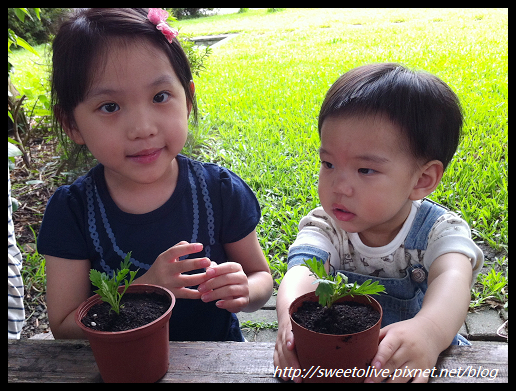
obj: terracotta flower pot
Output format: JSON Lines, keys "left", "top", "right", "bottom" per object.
{"left": 75, "top": 284, "right": 175, "bottom": 383}
{"left": 289, "top": 292, "right": 382, "bottom": 383}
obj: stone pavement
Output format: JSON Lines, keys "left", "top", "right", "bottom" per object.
{"left": 239, "top": 295, "right": 509, "bottom": 343}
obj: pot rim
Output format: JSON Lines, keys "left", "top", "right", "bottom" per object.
{"left": 289, "top": 291, "right": 383, "bottom": 337}
{"left": 75, "top": 284, "right": 175, "bottom": 337}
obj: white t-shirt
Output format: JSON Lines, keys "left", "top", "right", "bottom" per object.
{"left": 289, "top": 200, "right": 483, "bottom": 285}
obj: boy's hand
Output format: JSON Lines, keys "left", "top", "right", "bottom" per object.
{"left": 365, "top": 317, "right": 442, "bottom": 383}
{"left": 135, "top": 241, "right": 211, "bottom": 299}
{"left": 274, "top": 319, "right": 302, "bottom": 382}
{"left": 197, "top": 262, "right": 250, "bottom": 313}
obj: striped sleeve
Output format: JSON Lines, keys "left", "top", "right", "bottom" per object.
{"left": 8, "top": 165, "right": 25, "bottom": 339}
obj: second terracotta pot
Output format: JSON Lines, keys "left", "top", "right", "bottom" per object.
{"left": 289, "top": 292, "right": 383, "bottom": 383}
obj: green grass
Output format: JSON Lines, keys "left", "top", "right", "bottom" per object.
{"left": 10, "top": 8, "right": 508, "bottom": 308}
{"left": 9, "top": 43, "right": 52, "bottom": 116}
{"left": 178, "top": 8, "right": 508, "bottom": 252}
{"left": 177, "top": 8, "right": 508, "bottom": 302}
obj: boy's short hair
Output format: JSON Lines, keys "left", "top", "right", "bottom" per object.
{"left": 318, "top": 63, "right": 463, "bottom": 169}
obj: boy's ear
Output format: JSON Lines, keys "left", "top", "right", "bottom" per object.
{"left": 54, "top": 105, "right": 85, "bottom": 145}
{"left": 409, "top": 160, "right": 444, "bottom": 200}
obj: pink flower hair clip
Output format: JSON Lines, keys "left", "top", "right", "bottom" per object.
{"left": 148, "top": 8, "right": 178, "bottom": 43}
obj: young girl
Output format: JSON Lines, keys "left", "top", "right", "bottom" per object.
{"left": 274, "top": 63, "right": 484, "bottom": 382}
{"left": 37, "top": 8, "right": 272, "bottom": 342}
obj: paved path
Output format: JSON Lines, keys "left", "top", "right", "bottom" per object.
{"left": 30, "top": 296, "right": 508, "bottom": 344}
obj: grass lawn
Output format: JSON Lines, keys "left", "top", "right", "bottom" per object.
{"left": 10, "top": 8, "right": 507, "bottom": 309}
{"left": 176, "top": 9, "right": 507, "bottom": 278}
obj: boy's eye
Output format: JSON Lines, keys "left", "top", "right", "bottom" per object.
{"left": 358, "top": 168, "right": 376, "bottom": 175}
{"left": 153, "top": 91, "right": 171, "bottom": 103}
{"left": 100, "top": 102, "right": 120, "bottom": 113}
{"left": 321, "top": 161, "right": 334, "bottom": 169}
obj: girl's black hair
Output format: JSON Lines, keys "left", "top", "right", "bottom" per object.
{"left": 51, "top": 8, "right": 197, "bottom": 166}
{"left": 318, "top": 63, "right": 463, "bottom": 169}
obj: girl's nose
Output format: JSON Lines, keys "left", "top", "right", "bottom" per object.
{"left": 127, "top": 108, "right": 157, "bottom": 140}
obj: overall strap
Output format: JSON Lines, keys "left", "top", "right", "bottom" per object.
{"left": 404, "top": 199, "right": 448, "bottom": 251}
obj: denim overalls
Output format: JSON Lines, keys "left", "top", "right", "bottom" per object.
{"left": 289, "top": 199, "right": 470, "bottom": 346}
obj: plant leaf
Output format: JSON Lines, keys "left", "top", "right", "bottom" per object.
{"left": 89, "top": 269, "right": 106, "bottom": 290}
{"left": 303, "top": 257, "right": 328, "bottom": 280}
{"left": 88, "top": 251, "right": 139, "bottom": 315}
{"left": 15, "top": 36, "right": 40, "bottom": 56}
{"left": 301, "top": 257, "right": 385, "bottom": 308}
{"left": 8, "top": 142, "right": 23, "bottom": 157}
{"left": 315, "top": 280, "right": 334, "bottom": 307}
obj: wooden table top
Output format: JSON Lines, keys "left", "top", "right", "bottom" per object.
{"left": 8, "top": 339, "right": 507, "bottom": 383}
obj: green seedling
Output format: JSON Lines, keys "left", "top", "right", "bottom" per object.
{"left": 89, "top": 252, "right": 139, "bottom": 315}
{"left": 302, "top": 257, "right": 385, "bottom": 308}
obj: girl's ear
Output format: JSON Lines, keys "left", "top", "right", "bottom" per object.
{"left": 187, "top": 80, "right": 195, "bottom": 117}
{"left": 409, "top": 160, "right": 444, "bottom": 200}
{"left": 54, "top": 105, "right": 86, "bottom": 145}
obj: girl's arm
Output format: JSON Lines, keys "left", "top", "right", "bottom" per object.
{"left": 366, "top": 252, "right": 472, "bottom": 383}
{"left": 198, "top": 229, "right": 273, "bottom": 313}
{"left": 45, "top": 255, "right": 91, "bottom": 339}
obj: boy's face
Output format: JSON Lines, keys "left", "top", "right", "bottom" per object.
{"left": 66, "top": 41, "right": 191, "bottom": 189}
{"left": 318, "top": 114, "right": 425, "bottom": 247}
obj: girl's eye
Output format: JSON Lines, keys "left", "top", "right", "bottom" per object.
{"left": 358, "top": 168, "right": 376, "bottom": 175}
{"left": 153, "top": 91, "right": 171, "bottom": 103}
{"left": 99, "top": 102, "right": 120, "bottom": 113}
{"left": 321, "top": 161, "right": 334, "bottom": 169}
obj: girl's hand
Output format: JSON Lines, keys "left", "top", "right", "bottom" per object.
{"left": 135, "top": 241, "right": 211, "bottom": 299}
{"left": 197, "top": 262, "right": 250, "bottom": 313}
{"left": 365, "top": 317, "right": 442, "bottom": 383}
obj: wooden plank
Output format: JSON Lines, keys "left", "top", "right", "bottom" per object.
{"left": 163, "top": 342, "right": 277, "bottom": 383}
{"left": 430, "top": 342, "right": 508, "bottom": 383}
{"left": 8, "top": 340, "right": 507, "bottom": 383}
{"left": 8, "top": 340, "right": 276, "bottom": 383}
{"left": 8, "top": 339, "right": 102, "bottom": 383}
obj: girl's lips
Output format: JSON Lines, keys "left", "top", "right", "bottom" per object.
{"left": 127, "top": 148, "right": 163, "bottom": 164}
{"left": 332, "top": 204, "right": 356, "bottom": 222}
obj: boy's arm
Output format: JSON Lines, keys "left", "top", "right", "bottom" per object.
{"left": 366, "top": 252, "right": 472, "bottom": 383}
{"left": 273, "top": 265, "right": 318, "bottom": 382}
{"left": 417, "top": 252, "right": 473, "bottom": 349}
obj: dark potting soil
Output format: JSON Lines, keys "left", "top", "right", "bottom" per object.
{"left": 292, "top": 300, "right": 380, "bottom": 335}
{"left": 82, "top": 292, "right": 170, "bottom": 332}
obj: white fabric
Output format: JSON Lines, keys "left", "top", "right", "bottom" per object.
{"left": 290, "top": 200, "right": 483, "bottom": 286}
